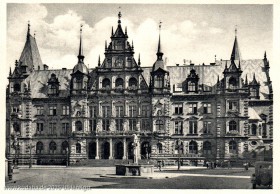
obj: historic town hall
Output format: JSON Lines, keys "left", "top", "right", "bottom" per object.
{"left": 6, "top": 12, "right": 273, "bottom": 165}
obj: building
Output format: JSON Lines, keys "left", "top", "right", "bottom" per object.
{"left": 6, "top": 12, "right": 273, "bottom": 165}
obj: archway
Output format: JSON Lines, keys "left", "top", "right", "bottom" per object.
{"left": 115, "top": 142, "right": 123, "bottom": 159}
{"left": 88, "top": 141, "right": 96, "bottom": 159}
{"left": 141, "top": 141, "right": 151, "bottom": 159}
{"left": 128, "top": 142, "right": 134, "bottom": 159}
{"left": 102, "top": 142, "right": 110, "bottom": 159}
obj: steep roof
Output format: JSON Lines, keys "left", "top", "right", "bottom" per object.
{"left": 231, "top": 36, "right": 241, "bottom": 61}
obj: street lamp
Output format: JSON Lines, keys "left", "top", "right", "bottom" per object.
{"left": 66, "top": 147, "right": 69, "bottom": 167}
{"left": 27, "top": 142, "right": 35, "bottom": 168}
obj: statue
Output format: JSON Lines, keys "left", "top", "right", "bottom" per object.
{"left": 132, "top": 134, "right": 139, "bottom": 164}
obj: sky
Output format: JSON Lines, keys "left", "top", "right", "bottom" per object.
{"left": 6, "top": 3, "right": 273, "bottom": 70}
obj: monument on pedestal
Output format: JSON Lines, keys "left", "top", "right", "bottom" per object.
{"left": 115, "top": 134, "right": 154, "bottom": 176}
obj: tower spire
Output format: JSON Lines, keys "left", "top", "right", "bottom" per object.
{"left": 264, "top": 51, "right": 267, "bottom": 59}
{"left": 231, "top": 26, "right": 241, "bottom": 61}
{"left": 138, "top": 53, "right": 141, "bottom": 66}
{"left": 111, "top": 26, "right": 114, "bottom": 36}
{"left": 98, "top": 55, "right": 101, "bottom": 66}
{"left": 156, "top": 21, "right": 163, "bottom": 60}
{"left": 27, "top": 21, "right": 30, "bottom": 39}
{"left": 118, "top": 9, "right": 122, "bottom": 24}
{"left": 77, "top": 24, "right": 84, "bottom": 63}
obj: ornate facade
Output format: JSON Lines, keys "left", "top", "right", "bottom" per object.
{"left": 6, "top": 12, "right": 273, "bottom": 165}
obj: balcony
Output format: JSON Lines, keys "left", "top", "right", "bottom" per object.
{"left": 225, "top": 130, "right": 240, "bottom": 136}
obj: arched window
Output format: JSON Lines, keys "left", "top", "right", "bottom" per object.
{"left": 251, "top": 124, "right": 257, "bottom": 135}
{"left": 189, "top": 141, "right": 198, "bottom": 154}
{"left": 229, "top": 120, "right": 237, "bottom": 131}
{"left": 203, "top": 141, "right": 211, "bottom": 155}
{"left": 155, "top": 75, "right": 163, "bottom": 88}
{"left": 155, "top": 120, "right": 164, "bottom": 131}
{"left": 36, "top": 141, "right": 44, "bottom": 154}
{"left": 229, "top": 141, "right": 237, "bottom": 154}
{"left": 49, "top": 141, "right": 56, "bottom": 154}
{"left": 157, "top": 143, "right": 163, "bottom": 154}
{"left": 61, "top": 141, "right": 69, "bottom": 154}
{"left": 102, "top": 78, "right": 111, "bottom": 88}
{"left": 129, "top": 77, "right": 138, "bottom": 87}
{"left": 76, "top": 143, "right": 81, "bottom": 153}
{"left": 75, "top": 121, "right": 83, "bottom": 131}
{"left": 228, "top": 77, "right": 237, "bottom": 89}
{"left": 14, "top": 83, "right": 21, "bottom": 92}
{"left": 13, "top": 123, "right": 20, "bottom": 134}
{"left": 115, "top": 78, "right": 124, "bottom": 88}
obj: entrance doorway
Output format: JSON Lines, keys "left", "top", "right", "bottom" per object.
{"left": 102, "top": 142, "right": 110, "bottom": 159}
{"left": 88, "top": 142, "right": 96, "bottom": 159}
{"left": 141, "top": 141, "right": 151, "bottom": 159}
{"left": 115, "top": 142, "right": 124, "bottom": 159}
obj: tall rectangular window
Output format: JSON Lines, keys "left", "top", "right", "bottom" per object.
{"left": 115, "top": 106, "right": 124, "bottom": 117}
{"left": 188, "top": 103, "right": 197, "bottom": 114}
{"left": 129, "top": 119, "right": 137, "bottom": 131}
{"left": 141, "top": 105, "right": 150, "bottom": 117}
{"left": 174, "top": 104, "right": 183, "bottom": 114}
{"left": 175, "top": 121, "right": 183, "bottom": 134}
{"left": 12, "top": 106, "right": 20, "bottom": 113}
{"left": 203, "top": 103, "right": 212, "bottom": 114}
{"left": 141, "top": 119, "right": 150, "bottom": 131}
{"left": 49, "top": 123, "right": 56, "bottom": 135}
{"left": 128, "top": 105, "right": 137, "bottom": 117}
{"left": 36, "top": 123, "right": 44, "bottom": 134}
{"left": 62, "top": 105, "right": 69, "bottom": 115}
{"left": 49, "top": 106, "right": 57, "bottom": 116}
{"left": 102, "top": 119, "right": 110, "bottom": 131}
{"left": 228, "top": 101, "right": 238, "bottom": 111}
{"left": 62, "top": 123, "right": 69, "bottom": 135}
{"left": 102, "top": 106, "right": 111, "bottom": 117}
{"left": 203, "top": 121, "right": 212, "bottom": 134}
{"left": 36, "top": 106, "right": 44, "bottom": 115}
{"left": 189, "top": 121, "right": 197, "bottom": 134}
{"left": 116, "top": 119, "right": 124, "bottom": 131}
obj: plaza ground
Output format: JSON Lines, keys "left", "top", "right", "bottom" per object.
{"left": 5, "top": 166, "right": 271, "bottom": 189}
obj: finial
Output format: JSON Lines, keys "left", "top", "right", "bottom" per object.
{"left": 105, "top": 40, "right": 107, "bottom": 50}
{"left": 217, "top": 75, "right": 220, "bottom": 83}
{"left": 157, "top": 21, "right": 163, "bottom": 60}
{"left": 238, "top": 60, "right": 241, "bottom": 69}
{"left": 264, "top": 51, "right": 267, "bottom": 59}
{"left": 98, "top": 55, "right": 101, "bottom": 66}
{"left": 34, "top": 30, "right": 36, "bottom": 38}
{"left": 245, "top": 74, "right": 248, "bottom": 85}
{"left": 159, "top": 20, "right": 162, "bottom": 31}
{"left": 27, "top": 20, "right": 30, "bottom": 38}
{"left": 225, "top": 60, "right": 228, "bottom": 69}
{"left": 125, "top": 26, "right": 127, "bottom": 35}
{"left": 9, "top": 67, "right": 12, "bottom": 76}
{"left": 215, "top": 54, "right": 216, "bottom": 61}
{"left": 118, "top": 7, "right": 122, "bottom": 24}
{"left": 138, "top": 53, "right": 141, "bottom": 66}
{"left": 77, "top": 24, "right": 84, "bottom": 62}
{"left": 132, "top": 40, "right": 134, "bottom": 49}
{"left": 15, "top": 60, "right": 19, "bottom": 67}
{"left": 235, "top": 25, "right": 237, "bottom": 37}
{"left": 111, "top": 26, "right": 114, "bottom": 36}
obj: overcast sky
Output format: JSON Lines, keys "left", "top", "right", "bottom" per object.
{"left": 7, "top": 3, "right": 272, "bottom": 70}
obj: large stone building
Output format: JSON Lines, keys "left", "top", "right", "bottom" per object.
{"left": 6, "top": 12, "right": 273, "bottom": 165}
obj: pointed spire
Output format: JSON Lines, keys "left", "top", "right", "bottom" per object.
{"left": 125, "top": 26, "right": 127, "bottom": 35}
{"left": 132, "top": 40, "right": 134, "bottom": 49}
{"left": 225, "top": 60, "right": 228, "bottom": 70}
{"left": 77, "top": 24, "right": 84, "bottom": 63}
{"left": 230, "top": 26, "right": 241, "bottom": 61}
{"left": 105, "top": 40, "right": 107, "bottom": 50}
{"left": 9, "top": 67, "right": 12, "bottom": 76}
{"left": 111, "top": 26, "right": 114, "bottom": 36}
{"left": 138, "top": 53, "right": 141, "bottom": 66}
{"left": 264, "top": 51, "right": 267, "bottom": 59}
{"left": 156, "top": 21, "right": 163, "bottom": 60}
{"left": 27, "top": 21, "right": 30, "bottom": 39}
{"left": 98, "top": 55, "right": 101, "bottom": 67}
{"left": 245, "top": 74, "right": 248, "bottom": 85}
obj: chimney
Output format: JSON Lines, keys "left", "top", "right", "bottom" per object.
{"left": 43, "top": 64, "right": 49, "bottom": 70}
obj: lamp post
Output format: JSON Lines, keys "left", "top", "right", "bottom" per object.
{"left": 27, "top": 142, "right": 35, "bottom": 168}
{"left": 66, "top": 147, "right": 69, "bottom": 167}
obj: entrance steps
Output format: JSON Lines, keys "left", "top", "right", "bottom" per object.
{"left": 71, "top": 159, "right": 158, "bottom": 167}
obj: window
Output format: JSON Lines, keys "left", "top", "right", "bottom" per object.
{"left": 251, "top": 124, "right": 257, "bottom": 135}
{"left": 262, "top": 124, "right": 267, "bottom": 137}
{"left": 229, "top": 141, "right": 237, "bottom": 154}
{"left": 74, "top": 77, "right": 83, "bottom": 90}
{"left": 12, "top": 106, "right": 20, "bottom": 113}
{"left": 188, "top": 103, "right": 197, "bottom": 114}
{"left": 49, "top": 141, "right": 56, "bottom": 154}
{"left": 156, "top": 120, "right": 164, "bottom": 131}
{"left": 155, "top": 75, "right": 163, "bottom": 88}
{"left": 189, "top": 141, "right": 198, "bottom": 154}
{"left": 102, "top": 119, "right": 110, "bottom": 131}
{"left": 48, "top": 84, "right": 57, "bottom": 94}
{"left": 36, "top": 142, "right": 44, "bottom": 154}
{"left": 115, "top": 78, "right": 124, "bottom": 88}
{"left": 75, "top": 121, "right": 83, "bottom": 131}
{"left": 250, "top": 88, "right": 257, "bottom": 97}
{"left": 174, "top": 104, "right": 183, "bottom": 114}
{"left": 141, "top": 119, "right": 150, "bottom": 131}
{"left": 128, "top": 105, "right": 137, "bottom": 117}
{"left": 175, "top": 121, "right": 183, "bottom": 134}
{"left": 102, "top": 106, "right": 111, "bottom": 117}
{"left": 61, "top": 141, "right": 69, "bottom": 154}
{"left": 188, "top": 81, "right": 196, "bottom": 91}
{"left": 203, "top": 103, "right": 211, "bottom": 114}
{"left": 62, "top": 123, "right": 69, "bottom": 135}
{"left": 175, "top": 140, "right": 184, "bottom": 154}
{"left": 62, "top": 106, "right": 69, "bottom": 115}
{"left": 228, "top": 101, "right": 238, "bottom": 111}
{"left": 129, "top": 77, "right": 138, "bottom": 87}
{"left": 157, "top": 143, "right": 163, "bottom": 154}
{"left": 129, "top": 119, "right": 137, "bottom": 131}
{"left": 36, "top": 106, "right": 44, "bottom": 115}
{"left": 49, "top": 123, "right": 56, "bottom": 135}
{"left": 203, "top": 141, "right": 211, "bottom": 155}
{"left": 141, "top": 105, "right": 150, "bottom": 117}
{"left": 102, "top": 78, "right": 111, "bottom": 88}
{"left": 36, "top": 123, "right": 44, "bottom": 134}
{"left": 76, "top": 143, "right": 81, "bottom": 153}
{"left": 203, "top": 121, "right": 212, "bottom": 134}
{"left": 189, "top": 121, "right": 197, "bottom": 134}
{"left": 89, "top": 106, "right": 97, "bottom": 117}
{"left": 49, "top": 106, "right": 57, "bottom": 116}
{"left": 116, "top": 106, "right": 124, "bottom": 117}
{"left": 228, "top": 77, "right": 237, "bottom": 89}
{"left": 229, "top": 120, "right": 237, "bottom": 131}
{"left": 89, "top": 120, "right": 97, "bottom": 133}
{"left": 14, "top": 83, "right": 21, "bottom": 92}
{"left": 13, "top": 123, "right": 20, "bottom": 133}
{"left": 116, "top": 119, "right": 124, "bottom": 131}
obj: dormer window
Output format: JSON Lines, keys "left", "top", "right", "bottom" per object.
{"left": 48, "top": 73, "right": 59, "bottom": 95}
{"left": 228, "top": 77, "right": 238, "bottom": 89}
{"left": 14, "top": 83, "right": 21, "bottom": 92}
{"left": 188, "top": 81, "right": 196, "bottom": 91}
{"left": 155, "top": 75, "right": 163, "bottom": 88}
{"left": 74, "top": 77, "right": 83, "bottom": 90}
{"left": 186, "top": 69, "right": 199, "bottom": 93}
{"left": 249, "top": 74, "right": 260, "bottom": 99}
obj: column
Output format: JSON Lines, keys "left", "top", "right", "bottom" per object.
{"left": 95, "top": 139, "right": 99, "bottom": 159}
{"left": 109, "top": 138, "right": 113, "bottom": 159}
{"left": 123, "top": 138, "right": 127, "bottom": 160}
